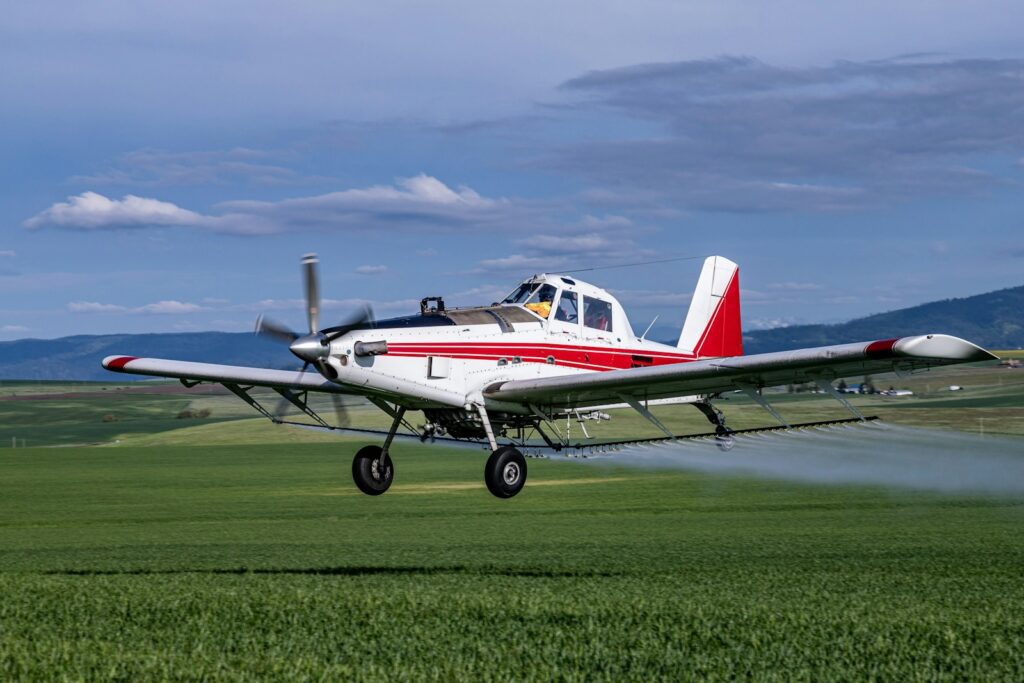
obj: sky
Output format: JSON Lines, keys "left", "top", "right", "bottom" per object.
{"left": 3, "top": 1, "right": 1024, "bottom": 341}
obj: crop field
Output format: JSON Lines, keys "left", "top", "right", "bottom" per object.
{"left": 1, "top": 361, "right": 1023, "bottom": 679}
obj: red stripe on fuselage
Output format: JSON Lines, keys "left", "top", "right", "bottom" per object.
{"left": 385, "top": 342, "right": 697, "bottom": 371}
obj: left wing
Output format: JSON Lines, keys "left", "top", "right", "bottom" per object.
{"left": 483, "top": 334, "right": 997, "bottom": 409}
{"left": 102, "top": 355, "right": 351, "bottom": 393}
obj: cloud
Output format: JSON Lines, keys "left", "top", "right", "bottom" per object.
{"left": 746, "top": 317, "right": 802, "bottom": 331}
{"left": 767, "top": 282, "right": 823, "bottom": 291}
{"left": 474, "top": 254, "right": 571, "bottom": 273}
{"left": 26, "top": 192, "right": 207, "bottom": 231}
{"left": 67, "top": 301, "right": 128, "bottom": 313}
{"left": 67, "top": 300, "right": 206, "bottom": 314}
{"left": 0, "top": 325, "right": 30, "bottom": 333}
{"left": 134, "top": 300, "right": 206, "bottom": 314}
{"left": 355, "top": 265, "right": 388, "bottom": 274}
{"left": 547, "top": 56, "right": 1024, "bottom": 212}
{"left": 25, "top": 175, "right": 521, "bottom": 235}
{"left": 0, "top": 250, "right": 14, "bottom": 257}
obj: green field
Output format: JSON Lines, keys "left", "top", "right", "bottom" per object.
{"left": 1, "top": 363, "right": 1023, "bottom": 679}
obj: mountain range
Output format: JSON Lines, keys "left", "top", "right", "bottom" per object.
{"left": 1, "top": 285, "right": 1020, "bottom": 380}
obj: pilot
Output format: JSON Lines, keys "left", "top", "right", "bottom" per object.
{"left": 524, "top": 287, "right": 555, "bottom": 318}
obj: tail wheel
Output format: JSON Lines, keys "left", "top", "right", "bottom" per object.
{"left": 352, "top": 445, "right": 394, "bottom": 495}
{"left": 484, "top": 446, "right": 527, "bottom": 498}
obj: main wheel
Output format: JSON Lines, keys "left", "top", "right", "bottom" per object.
{"left": 484, "top": 446, "right": 527, "bottom": 498}
{"left": 352, "top": 445, "right": 394, "bottom": 495}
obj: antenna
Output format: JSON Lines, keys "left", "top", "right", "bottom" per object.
{"left": 640, "top": 315, "right": 659, "bottom": 341}
{"left": 565, "top": 254, "right": 703, "bottom": 275}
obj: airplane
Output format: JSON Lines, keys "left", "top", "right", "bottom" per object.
{"left": 102, "top": 254, "right": 997, "bottom": 498}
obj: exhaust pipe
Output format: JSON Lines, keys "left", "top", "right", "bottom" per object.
{"left": 354, "top": 340, "right": 388, "bottom": 357}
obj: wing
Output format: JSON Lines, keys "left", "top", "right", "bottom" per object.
{"left": 483, "top": 334, "right": 997, "bottom": 409}
{"left": 102, "top": 355, "right": 351, "bottom": 393}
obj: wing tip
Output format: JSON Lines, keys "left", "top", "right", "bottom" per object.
{"left": 102, "top": 355, "right": 138, "bottom": 370}
{"left": 892, "top": 334, "right": 998, "bottom": 362}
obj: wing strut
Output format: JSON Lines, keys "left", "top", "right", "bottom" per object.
{"left": 815, "top": 379, "right": 866, "bottom": 421}
{"left": 618, "top": 394, "right": 675, "bottom": 439}
{"left": 739, "top": 386, "right": 790, "bottom": 427}
{"left": 223, "top": 383, "right": 279, "bottom": 423}
{"left": 529, "top": 404, "right": 567, "bottom": 445}
{"left": 272, "top": 387, "right": 331, "bottom": 429}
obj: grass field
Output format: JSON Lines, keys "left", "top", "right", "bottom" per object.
{"left": 1, "top": 361, "right": 1023, "bottom": 679}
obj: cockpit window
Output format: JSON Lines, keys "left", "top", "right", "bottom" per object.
{"left": 524, "top": 284, "right": 558, "bottom": 319}
{"left": 502, "top": 282, "right": 538, "bottom": 305}
{"left": 554, "top": 290, "right": 578, "bottom": 323}
{"left": 583, "top": 296, "right": 613, "bottom": 332}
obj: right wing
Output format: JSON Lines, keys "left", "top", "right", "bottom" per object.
{"left": 483, "top": 334, "right": 997, "bottom": 410}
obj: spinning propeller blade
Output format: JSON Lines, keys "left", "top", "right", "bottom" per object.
{"left": 302, "top": 253, "right": 320, "bottom": 335}
{"left": 254, "top": 314, "right": 299, "bottom": 343}
{"left": 322, "top": 304, "right": 375, "bottom": 341}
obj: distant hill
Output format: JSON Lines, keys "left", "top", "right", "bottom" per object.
{"left": 1, "top": 285, "right": 1020, "bottom": 380}
{"left": 743, "top": 284, "right": 1024, "bottom": 354}
{"left": 0, "top": 332, "right": 295, "bottom": 381}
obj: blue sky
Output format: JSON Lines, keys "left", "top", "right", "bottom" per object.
{"left": 3, "top": 1, "right": 1024, "bottom": 341}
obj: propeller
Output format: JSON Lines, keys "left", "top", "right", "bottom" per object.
{"left": 254, "top": 253, "right": 377, "bottom": 427}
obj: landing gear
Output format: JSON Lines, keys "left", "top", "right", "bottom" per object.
{"left": 485, "top": 446, "right": 527, "bottom": 498}
{"left": 476, "top": 404, "right": 528, "bottom": 499}
{"left": 694, "top": 400, "right": 735, "bottom": 452}
{"left": 352, "top": 445, "right": 394, "bottom": 495}
{"left": 352, "top": 405, "right": 406, "bottom": 496}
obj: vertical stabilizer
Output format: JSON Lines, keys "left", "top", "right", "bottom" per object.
{"left": 677, "top": 256, "right": 743, "bottom": 358}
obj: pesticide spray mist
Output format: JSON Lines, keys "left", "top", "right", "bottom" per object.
{"left": 570, "top": 422, "right": 1024, "bottom": 495}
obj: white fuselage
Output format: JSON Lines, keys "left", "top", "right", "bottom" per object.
{"left": 324, "top": 274, "right": 699, "bottom": 413}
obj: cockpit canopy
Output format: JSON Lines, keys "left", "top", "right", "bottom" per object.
{"left": 500, "top": 274, "right": 630, "bottom": 336}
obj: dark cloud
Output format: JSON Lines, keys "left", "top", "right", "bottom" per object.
{"left": 547, "top": 56, "right": 1024, "bottom": 212}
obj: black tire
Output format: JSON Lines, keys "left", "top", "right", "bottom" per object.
{"left": 352, "top": 445, "right": 394, "bottom": 495}
{"left": 484, "top": 446, "right": 527, "bottom": 498}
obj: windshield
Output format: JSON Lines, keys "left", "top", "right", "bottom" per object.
{"left": 501, "top": 282, "right": 539, "bottom": 305}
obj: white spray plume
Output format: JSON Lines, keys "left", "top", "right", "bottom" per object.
{"left": 570, "top": 423, "right": 1024, "bottom": 495}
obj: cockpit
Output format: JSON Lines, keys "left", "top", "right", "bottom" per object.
{"left": 500, "top": 275, "right": 620, "bottom": 334}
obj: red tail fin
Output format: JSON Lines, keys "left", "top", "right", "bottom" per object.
{"left": 677, "top": 256, "right": 743, "bottom": 358}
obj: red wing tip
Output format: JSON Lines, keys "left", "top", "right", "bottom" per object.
{"left": 865, "top": 338, "right": 900, "bottom": 358}
{"left": 102, "top": 355, "right": 138, "bottom": 370}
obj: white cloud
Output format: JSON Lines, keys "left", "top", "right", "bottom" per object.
{"left": 746, "top": 317, "right": 801, "bottom": 330}
{"left": 0, "top": 324, "right": 30, "bottom": 333}
{"left": 67, "top": 300, "right": 206, "bottom": 314}
{"left": 355, "top": 265, "right": 388, "bottom": 274}
{"left": 767, "top": 282, "right": 823, "bottom": 291}
{"left": 25, "top": 175, "right": 518, "bottom": 235}
{"left": 25, "top": 192, "right": 206, "bottom": 231}
{"left": 67, "top": 301, "right": 128, "bottom": 313}
{"left": 475, "top": 254, "right": 570, "bottom": 273}
{"left": 135, "top": 300, "right": 206, "bottom": 314}
{"left": 0, "top": 250, "right": 15, "bottom": 257}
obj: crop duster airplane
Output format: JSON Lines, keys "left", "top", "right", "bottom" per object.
{"left": 103, "top": 254, "right": 996, "bottom": 498}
